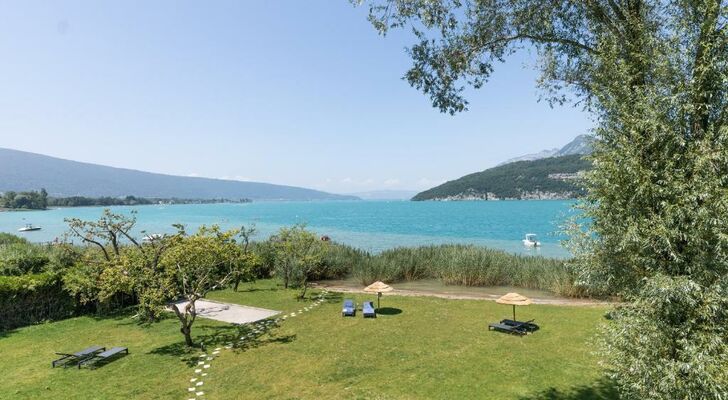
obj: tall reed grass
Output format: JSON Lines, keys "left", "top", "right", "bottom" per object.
{"left": 320, "top": 243, "right": 585, "bottom": 297}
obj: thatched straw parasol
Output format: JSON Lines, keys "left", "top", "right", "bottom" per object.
{"left": 496, "top": 292, "right": 532, "bottom": 321}
{"left": 364, "top": 281, "right": 393, "bottom": 309}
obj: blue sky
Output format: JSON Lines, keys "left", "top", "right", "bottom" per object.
{"left": 0, "top": 1, "right": 594, "bottom": 194}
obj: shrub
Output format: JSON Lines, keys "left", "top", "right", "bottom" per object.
{"left": 0, "top": 243, "right": 50, "bottom": 276}
{"left": 0, "top": 233, "right": 30, "bottom": 246}
{"left": 0, "top": 273, "right": 75, "bottom": 330}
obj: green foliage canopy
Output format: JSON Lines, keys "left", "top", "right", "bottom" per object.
{"left": 356, "top": 0, "right": 728, "bottom": 398}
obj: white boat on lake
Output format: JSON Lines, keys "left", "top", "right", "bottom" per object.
{"left": 522, "top": 233, "right": 541, "bottom": 247}
{"left": 18, "top": 224, "right": 41, "bottom": 232}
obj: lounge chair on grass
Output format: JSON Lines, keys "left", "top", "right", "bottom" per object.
{"left": 488, "top": 322, "right": 527, "bottom": 336}
{"left": 52, "top": 345, "right": 105, "bottom": 368}
{"left": 501, "top": 319, "right": 539, "bottom": 332}
{"left": 78, "top": 347, "right": 129, "bottom": 369}
{"left": 362, "top": 301, "right": 376, "bottom": 318}
{"left": 342, "top": 299, "right": 356, "bottom": 317}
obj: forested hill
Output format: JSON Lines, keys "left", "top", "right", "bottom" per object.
{"left": 412, "top": 155, "right": 591, "bottom": 201}
{"left": 0, "top": 148, "right": 357, "bottom": 201}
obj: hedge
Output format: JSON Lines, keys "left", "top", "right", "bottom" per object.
{"left": 0, "top": 273, "right": 75, "bottom": 331}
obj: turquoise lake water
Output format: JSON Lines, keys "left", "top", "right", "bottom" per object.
{"left": 0, "top": 200, "right": 576, "bottom": 258}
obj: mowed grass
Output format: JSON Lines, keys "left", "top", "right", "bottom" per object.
{"left": 0, "top": 280, "right": 617, "bottom": 399}
{"left": 0, "top": 314, "right": 232, "bottom": 399}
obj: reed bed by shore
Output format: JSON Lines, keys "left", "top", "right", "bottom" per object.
{"left": 317, "top": 243, "right": 586, "bottom": 298}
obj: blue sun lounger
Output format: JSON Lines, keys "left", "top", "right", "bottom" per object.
{"left": 342, "top": 299, "right": 356, "bottom": 316}
{"left": 362, "top": 301, "right": 376, "bottom": 318}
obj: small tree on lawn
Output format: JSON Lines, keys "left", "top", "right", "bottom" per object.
{"left": 271, "top": 225, "right": 326, "bottom": 299}
{"left": 162, "top": 225, "right": 245, "bottom": 347}
{"left": 231, "top": 225, "right": 261, "bottom": 292}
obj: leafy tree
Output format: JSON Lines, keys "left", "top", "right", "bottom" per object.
{"left": 64, "top": 209, "right": 169, "bottom": 317}
{"left": 355, "top": 1, "right": 728, "bottom": 398}
{"left": 0, "top": 189, "right": 49, "bottom": 210}
{"left": 162, "top": 225, "right": 246, "bottom": 347}
{"left": 65, "top": 209, "right": 141, "bottom": 262}
{"left": 231, "top": 225, "right": 261, "bottom": 292}
{"left": 271, "top": 225, "right": 327, "bottom": 299}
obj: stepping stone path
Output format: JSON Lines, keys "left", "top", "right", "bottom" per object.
{"left": 185, "top": 290, "right": 329, "bottom": 399}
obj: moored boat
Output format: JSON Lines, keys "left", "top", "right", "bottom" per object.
{"left": 522, "top": 233, "right": 541, "bottom": 247}
{"left": 18, "top": 224, "right": 41, "bottom": 232}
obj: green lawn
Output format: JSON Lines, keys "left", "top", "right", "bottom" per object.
{"left": 0, "top": 280, "right": 618, "bottom": 399}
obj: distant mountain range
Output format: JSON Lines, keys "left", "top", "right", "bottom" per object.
{"left": 413, "top": 135, "right": 595, "bottom": 201}
{"left": 348, "top": 190, "right": 419, "bottom": 200}
{"left": 496, "top": 134, "right": 594, "bottom": 166}
{"left": 0, "top": 148, "right": 357, "bottom": 201}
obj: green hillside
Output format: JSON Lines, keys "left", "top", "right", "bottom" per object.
{"left": 413, "top": 154, "right": 591, "bottom": 201}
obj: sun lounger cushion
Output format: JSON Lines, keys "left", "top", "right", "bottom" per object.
{"left": 362, "top": 301, "right": 376, "bottom": 318}
{"left": 342, "top": 299, "right": 356, "bottom": 316}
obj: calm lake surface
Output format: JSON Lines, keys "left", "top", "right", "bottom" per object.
{"left": 0, "top": 200, "right": 576, "bottom": 258}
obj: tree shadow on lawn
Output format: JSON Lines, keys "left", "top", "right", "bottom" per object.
{"left": 376, "top": 307, "right": 402, "bottom": 316}
{"left": 234, "top": 287, "right": 279, "bottom": 293}
{"left": 323, "top": 292, "right": 344, "bottom": 304}
{"left": 519, "top": 377, "right": 619, "bottom": 400}
{"left": 149, "top": 319, "right": 296, "bottom": 366}
{"left": 0, "top": 327, "right": 19, "bottom": 339}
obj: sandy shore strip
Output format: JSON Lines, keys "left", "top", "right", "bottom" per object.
{"left": 311, "top": 283, "right": 613, "bottom": 307}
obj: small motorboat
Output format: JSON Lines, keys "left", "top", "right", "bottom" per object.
{"left": 142, "top": 233, "right": 164, "bottom": 242}
{"left": 18, "top": 224, "right": 41, "bottom": 232}
{"left": 522, "top": 233, "right": 541, "bottom": 247}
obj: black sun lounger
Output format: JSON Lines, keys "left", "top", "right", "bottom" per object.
{"left": 78, "top": 347, "right": 129, "bottom": 369}
{"left": 501, "top": 319, "right": 540, "bottom": 333}
{"left": 488, "top": 322, "right": 527, "bottom": 336}
{"left": 52, "top": 345, "right": 105, "bottom": 368}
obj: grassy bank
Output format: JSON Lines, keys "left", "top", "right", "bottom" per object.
{"left": 0, "top": 279, "right": 615, "bottom": 399}
{"left": 322, "top": 243, "right": 585, "bottom": 297}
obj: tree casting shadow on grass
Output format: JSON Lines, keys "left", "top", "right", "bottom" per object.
{"left": 518, "top": 378, "right": 619, "bottom": 400}
{"left": 235, "top": 287, "right": 279, "bottom": 293}
{"left": 148, "top": 319, "right": 296, "bottom": 366}
{"left": 322, "top": 292, "right": 343, "bottom": 304}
